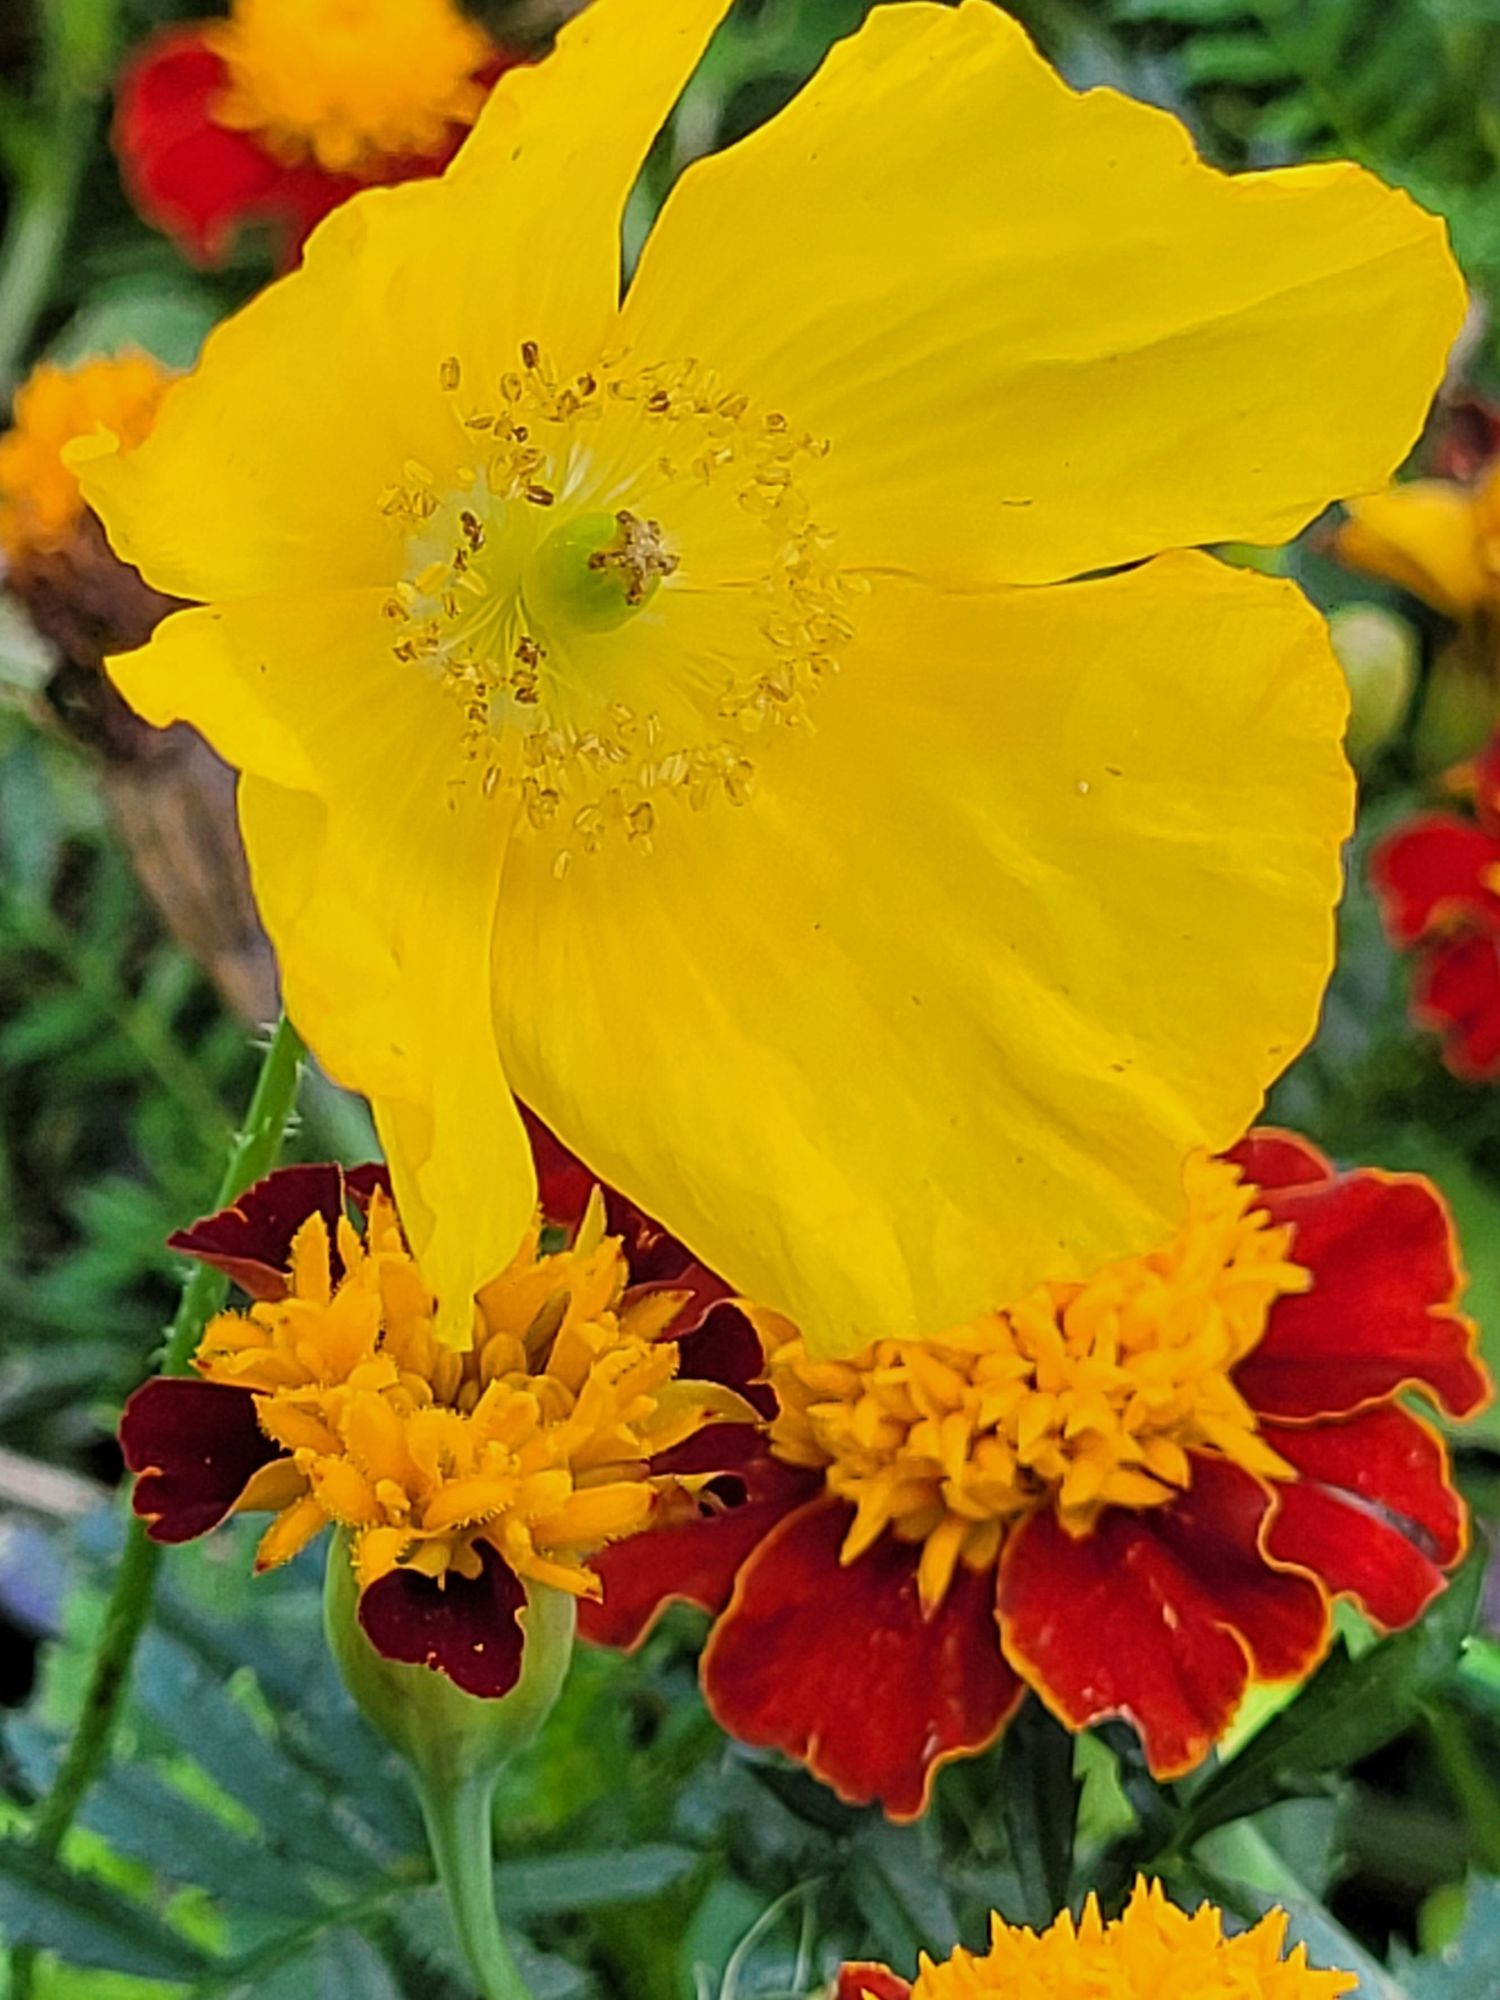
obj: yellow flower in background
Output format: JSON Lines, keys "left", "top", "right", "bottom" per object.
{"left": 1337, "top": 469, "right": 1500, "bottom": 620}
{"left": 0, "top": 352, "right": 171, "bottom": 568}
{"left": 82, "top": 0, "right": 1461, "bottom": 1353}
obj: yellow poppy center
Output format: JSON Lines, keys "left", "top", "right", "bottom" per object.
{"left": 193, "top": 1185, "right": 751, "bottom": 1598}
{"left": 205, "top": 0, "right": 491, "bottom": 177}
{"left": 907, "top": 1879, "right": 1355, "bottom": 1999}
{"left": 763, "top": 1156, "right": 1309, "bottom": 1613}
{"left": 381, "top": 344, "right": 854, "bottom": 864}
{"left": 0, "top": 353, "right": 172, "bottom": 567}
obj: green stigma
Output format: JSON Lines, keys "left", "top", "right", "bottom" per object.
{"left": 522, "top": 509, "right": 678, "bottom": 636}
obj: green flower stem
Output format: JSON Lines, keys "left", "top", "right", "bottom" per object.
{"left": 10, "top": 1016, "right": 306, "bottom": 2000}
{"left": 416, "top": 1774, "right": 535, "bottom": 2000}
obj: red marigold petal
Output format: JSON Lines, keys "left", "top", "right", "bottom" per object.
{"left": 358, "top": 1542, "right": 526, "bottom": 1699}
{"left": 670, "top": 1301, "right": 773, "bottom": 1413}
{"left": 1238, "top": 1170, "right": 1486, "bottom": 1422}
{"left": 580, "top": 1463, "right": 812, "bottom": 1651}
{"left": 1413, "top": 932, "right": 1500, "bottom": 1080}
{"left": 702, "top": 1499, "right": 1023, "bottom": 1820}
{"left": 999, "top": 1460, "right": 1327, "bottom": 1780}
{"left": 1224, "top": 1127, "right": 1333, "bottom": 1192}
{"left": 120, "top": 1378, "right": 279, "bottom": 1543}
{"left": 836, "top": 1966, "right": 912, "bottom": 2000}
{"left": 112, "top": 30, "right": 298, "bottom": 264}
{"left": 1261, "top": 1407, "right": 1465, "bottom": 1629}
{"left": 167, "top": 1163, "right": 350, "bottom": 1300}
{"left": 1370, "top": 815, "right": 1500, "bottom": 945}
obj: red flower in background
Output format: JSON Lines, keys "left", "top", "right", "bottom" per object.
{"left": 114, "top": 0, "right": 525, "bottom": 267}
{"left": 582, "top": 1131, "right": 1486, "bottom": 1819}
{"left": 1372, "top": 732, "right": 1500, "bottom": 1079}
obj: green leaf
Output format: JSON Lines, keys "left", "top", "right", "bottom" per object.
{"left": 493, "top": 1845, "right": 699, "bottom": 1915}
{"left": 0, "top": 1838, "right": 213, "bottom": 1981}
{"left": 1173, "top": 1554, "right": 1484, "bottom": 1846}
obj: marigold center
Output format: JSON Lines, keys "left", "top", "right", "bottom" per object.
{"left": 380, "top": 343, "right": 853, "bottom": 864}
{"left": 765, "top": 1156, "right": 1310, "bottom": 1612}
{"left": 206, "top": 0, "right": 491, "bottom": 175}
{"left": 192, "top": 1185, "right": 748, "bottom": 1597}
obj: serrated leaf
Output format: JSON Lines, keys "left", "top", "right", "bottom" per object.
{"left": 1174, "top": 1555, "right": 1483, "bottom": 1845}
{"left": 0, "top": 1838, "right": 213, "bottom": 1980}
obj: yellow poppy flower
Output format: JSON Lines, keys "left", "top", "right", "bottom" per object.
{"left": 82, "top": 0, "right": 1462, "bottom": 1353}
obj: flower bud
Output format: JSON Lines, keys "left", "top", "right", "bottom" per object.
{"left": 1327, "top": 604, "right": 1417, "bottom": 768}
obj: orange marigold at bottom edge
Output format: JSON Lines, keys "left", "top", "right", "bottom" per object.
{"left": 580, "top": 1128, "right": 1489, "bottom": 1816}
{"left": 119, "top": 1122, "right": 753, "bottom": 1697}
{"left": 1372, "top": 728, "right": 1500, "bottom": 1079}
{"left": 834, "top": 1877, "right": 1355, "bottom": 2000}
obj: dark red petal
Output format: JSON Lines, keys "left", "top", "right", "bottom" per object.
{"left": 344, "top": 1162, "right": 393, "bottom": 1211}
{"left": 580, "top": 1461, "right": 812, "bottom": 1652}
{"left": 1413, "top": 933, "right": 1500, "bottom": 1080}
{"left": 670, "top": 1301, "right": 773, "bottom": 1413}
{"left": 1239, "top": 1170, "right": 1486, "bottom": 1421}
{"left": 702, "top": 1499, "right": 1023, "bottom": 1820}
{"left": 1224, "top": 1127, "right": 1333, "bottom": 1192}
{"left": 521, "top": 1101, "right": 723, "bottom": 1299}
{"left": 358, "top": 1542, "right": 526, "bottom": 1699}
{"left": 1261, "top": 1407, "right": 1464, "bottom": 1630}
{"left": 1370, "top": 815, "right": 1500, "bottom": 945}
{"left": 837, "top": 1967, "right": 912, "bottom": 2000}
{"left": 999, "top": 1460, "right": 1327, "bottom": 1780}
{"left": 120, "top": 1378, "right": 278, "bottom": 1544}
{"left": 167, "top": 1163, "right": 350, "bottom": 1301}
{"left": 1472, "top": 729, "right": 1500, "bottom": 839}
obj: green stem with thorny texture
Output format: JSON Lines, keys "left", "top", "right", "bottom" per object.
{"left": 9, "top": 1016, "right": 307, "bottom": 2000}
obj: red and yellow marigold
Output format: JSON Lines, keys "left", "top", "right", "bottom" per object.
{"left": 1371, "top": 729, "right": 1500, "bottom": 1079}
{"left": 835, "top": 1878, "right": 1355, "bottom": 2000}
{"left": 113, "top": 0, "right": 523, "bottom": 267}
{"left": 121, "top": 1134, "right": 748, "bottom": 1696}
{"left": 584, "top": 1129, "right": 1487, "bottom": 1815}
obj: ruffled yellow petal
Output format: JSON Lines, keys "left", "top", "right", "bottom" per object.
{"left": 495, "top": 551, "right": 1350, "bottom": 1356}
{"left": 110, "top": 589, "right": 529, "bottom": 1343}
{"left": 623, "top": 0, "right": 1463, "bottom": 586}
{"left": 80, "top": 0, "right": 728, "bottom": 605}
{"left": 1336, "top": 480, "right": 1490, "bottom": 617}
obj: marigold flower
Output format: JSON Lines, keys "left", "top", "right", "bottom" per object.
{"left": 113, "top": 0, "right": 522, "bottom": 267}
{"left": 84, "top": 0, "right": 1463, "bottom": 1355}
{"left": 584, "top": 1129, "right": 1487, "bottom": 1814}
{"left": 1371, "top": 731, "right": 1500, "bottom": 1077}
{"left": 120, "top": 1146, "right": 751, "bottom": 1695}
{"left": 0, "top": 353, "right": 172, "bottom": 571}
{"left": 835, "top": 1878, "right": 1355, "bottom": 2000}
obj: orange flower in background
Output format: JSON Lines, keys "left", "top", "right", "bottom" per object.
{"left": 835, "top": 1878, "right": 1355, "bottom": 2000}
{"left": 114, "top": 0, "right": 524, "bottom": 267}
{"left": 1335, "top": 464, "right": 1500, "bottom": 624}
{"left": 0, "top": 353, "right": 172, "bottom": 571}
{"left": 584, "top": 1130, "right": 1486, "bottom": 1817}
{"left": 120, "top": 1140, "right": 750, "bottom": 1696}
{"left": 1371, "top": 730, "right": 1500, "bottom": 1078}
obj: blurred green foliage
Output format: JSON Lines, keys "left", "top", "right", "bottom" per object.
{"left": 6, "top": 0, "right": 1500, "bottom": 1995}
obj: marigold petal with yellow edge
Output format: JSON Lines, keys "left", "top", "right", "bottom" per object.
{"left": 86, "top": 0, "right": 1454, "bottom": 1352}
{"left": 624, "top": 0, "right": 1464, "bottom": 586}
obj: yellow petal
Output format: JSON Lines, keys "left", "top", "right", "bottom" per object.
{"left": 1335, "top": 480, "right": 1490, "bottom": 617}
{"left": 111, "top": 588, "right": 532, "bottom": 1345}
{"left": 80, "top": 0, "right": 728, "bottom": 604}
{"left": 623, "top": 0, "right": 1463, "bottom": 586}
{"left": 494, "top": 552, "right": 1350, "bottom": 1357}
